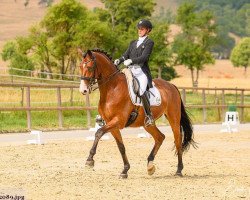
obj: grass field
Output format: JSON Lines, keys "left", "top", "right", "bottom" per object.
{"left": 0, "top": 87, "right": 100, "bottom": 132}
{"left": 1, "top": 86, "right": 250, "bottom": 132}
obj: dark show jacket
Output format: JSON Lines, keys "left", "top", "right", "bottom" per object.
{"left": 119, "top": 37, "right": 154, "bottom": 88}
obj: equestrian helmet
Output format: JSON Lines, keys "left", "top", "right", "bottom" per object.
{"left": 137, "top": 19, "right": 153, "bottom": 31}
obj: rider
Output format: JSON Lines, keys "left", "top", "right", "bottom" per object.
{"left": 114, "top": 19, "right": 155, "bottom": 127}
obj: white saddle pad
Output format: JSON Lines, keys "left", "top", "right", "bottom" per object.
{"left": 122, "top": 68, "right": 161, "bottom": 106}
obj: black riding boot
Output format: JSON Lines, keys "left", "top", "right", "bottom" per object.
{"left": 141, "top": 92, "right": 155, "bottom": 127}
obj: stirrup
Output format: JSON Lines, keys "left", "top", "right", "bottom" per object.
{"left": 144, "top": 115, "right": 155, "bottom": 127}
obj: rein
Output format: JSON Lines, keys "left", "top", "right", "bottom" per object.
{"left": 92, "top": 69, "right": 120, "bottom": 91}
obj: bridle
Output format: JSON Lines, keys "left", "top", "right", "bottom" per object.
{"left": 80, "top": 56, "right": 98, "bottom": 88}
{"left": 80, "top": 51, "right": 120, "bottom": 92}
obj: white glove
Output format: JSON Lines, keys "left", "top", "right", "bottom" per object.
{"left": 114, "top": 59, "right": 120, "bottom": 65}
{"left": 124, "top": 59, "right": 132, "bottom": 66}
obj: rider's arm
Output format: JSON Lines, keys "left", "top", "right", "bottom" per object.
{"left": 119, "top": 41, "right": 134, "bottom": 63}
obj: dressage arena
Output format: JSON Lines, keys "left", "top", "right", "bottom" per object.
{"left": 0, "top": 128, "right": 249, "bottom": 200}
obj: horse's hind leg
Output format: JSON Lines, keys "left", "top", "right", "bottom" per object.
{"left": 111, "top": 129, "right": 130, "bottom": 179}
{"left": 166, "top": 113, "right": 183, "bottom": 176}
{"left": 143, "top": 125, "right": 165, "bottom": 175}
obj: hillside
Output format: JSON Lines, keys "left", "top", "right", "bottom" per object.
{"left": 0, "top": 0, "right": 249, "bottom": 89}
{"left": 0, "top": 0, "right": 103, "bottom": 48}
{"left": 0, "top": 0, "right": 177, "bottom": 70}
{"left": 171, "top": 60, "right": 250, "bottom": 88}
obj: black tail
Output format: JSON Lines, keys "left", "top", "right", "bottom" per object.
{"left": 180, "top": 100, "right": 197, "bottom": 152}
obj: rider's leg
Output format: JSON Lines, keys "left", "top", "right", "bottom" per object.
{"left": 130, "top": 67, "right": 154, "bottom": 126}
{"left": 141, "top": 91, "right": 155, "bottom": 126}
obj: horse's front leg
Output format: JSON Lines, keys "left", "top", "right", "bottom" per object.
{"left": 110, "top": 129, "right": 130, "bottom": 179}
{"left": 85, "top": 118, "right": 119, "bottom": 168}
{"left": 85, "top": 128, "right": 105, "bottom": 168}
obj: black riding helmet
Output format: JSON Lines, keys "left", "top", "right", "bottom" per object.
{"left": 137, "top": 19, "right": 153, "bottom": 32}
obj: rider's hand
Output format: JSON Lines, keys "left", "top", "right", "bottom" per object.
{"left": 114, "top": 59, "right": 120, "bottom": 66}
{"left": 124, "top": 59, "right": 132, "bottom": 66}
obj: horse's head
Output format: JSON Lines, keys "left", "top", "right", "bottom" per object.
{"left": 79, "top": 49, "right": 99, "bottom": 95}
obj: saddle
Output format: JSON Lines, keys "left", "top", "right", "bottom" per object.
{"left": 122, "top": 68, "right": 161, "bottom": 106}
{"left": 122, "top": 68, "right": 161, "bottom": 127}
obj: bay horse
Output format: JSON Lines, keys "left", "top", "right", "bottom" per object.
{"left": 79, "top": 49, "right": 196, "bottom": 178}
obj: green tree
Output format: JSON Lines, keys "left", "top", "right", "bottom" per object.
{"left": 1, "top": 41, "right": 16, "bottom": 61}
{"left": 101, "top": 0, "right": 155, "bottom": 30}
{"left": 186, "top": 0, "right": 250, "bottom": 57}
{"left": 212, "top": 27, "right": 235, "bottom": 59}
{"left": 9, "top": 53, "right": 34, "bottom": 76}
{"left": 41, "top": 0, "right": 89, "bottom": 78}
{"left": 1, "top": 40, "right": 34, "bottom": 76}
{"left": 150, "top": 22, "right": 177, "bottom": 80}
{"left": 74, "top": 12, "right": 117, "bottom": 53}
{"left": 173, "top": 2, "right": 216, "bottom": 87}
{"left": 28, "top": 26, "right": 56, "bottom": 78}
{"left": 98, "top": 0, "right": 155, "bottom": 57}
{"left": 230, "top": 37, "right": 250, "bottom": 76}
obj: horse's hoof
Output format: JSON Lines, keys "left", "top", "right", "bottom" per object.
{"left": 119, "top": 173, "right": 128, "bottom": 179}
{"left": 147, "top": 161, "right": 156, "bottom": 175}
{"left": 175, "top": 172, "right": 183, "bottom": 177}
{"left": 85, "top": 160, "right": 95, "bottom": 168}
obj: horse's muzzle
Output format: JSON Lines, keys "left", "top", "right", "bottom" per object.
{"left": 79, "top": 80, "right": 89, "bottom": 95}
{"left": 80, "top": 89, "right": 88, "bottom": 95}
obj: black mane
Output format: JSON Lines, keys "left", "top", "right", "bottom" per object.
{"left": 91, "top": 48, "right": 113, "bottom": 61}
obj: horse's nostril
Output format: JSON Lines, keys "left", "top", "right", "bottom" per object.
{"left": 84, "top": 90, "right": 88, "bottom": 93}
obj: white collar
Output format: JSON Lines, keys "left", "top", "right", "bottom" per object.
{"left": 138, "top": 35, "right": 147, "bottom": 42}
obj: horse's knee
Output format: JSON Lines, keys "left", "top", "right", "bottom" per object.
{"left": 95, "top": 129, "right": 104, "bottom": 139}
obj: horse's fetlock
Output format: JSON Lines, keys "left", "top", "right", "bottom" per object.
{"left": 125, "top": 163, "right": 130, "bottom": 171}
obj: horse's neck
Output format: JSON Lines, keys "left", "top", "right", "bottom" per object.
{"left": 95, "top": 53, "right": 117, "bottom": 78}
{"left": 94, "top": 53, "right": 125, "bottom": 98}
{"left": 98, "top": 72, "right": 125, "bottom": 99}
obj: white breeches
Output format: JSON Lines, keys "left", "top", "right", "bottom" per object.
{"left": 129, "top": 66, "right": 148, "bottom": 96}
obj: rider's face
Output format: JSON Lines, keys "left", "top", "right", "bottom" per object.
{"left": 138, "top": 27, "right": 149, "bottom": 37}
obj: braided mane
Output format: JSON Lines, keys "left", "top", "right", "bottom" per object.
{"left": 91, "top": 48, "right": 113, "bottom": 61}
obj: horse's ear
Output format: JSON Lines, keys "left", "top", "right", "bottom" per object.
{"left": 87, "top": 50, "right": 93, "bottom": 58}
{"left": 77, "top": 48, "right": 84, "bottom": 58}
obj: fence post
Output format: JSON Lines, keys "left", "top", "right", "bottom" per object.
{"left": 221, "top": 89, "right": 225, "bottom": 120}
{"left": 182, "top": 89, "right": 186, "bottom": 105}
{"left": 21, "top": 87, "right": 24, "bottom": 106}
{"left": 70, "top": 87, "right": 73, "bottom": 106}
{"left": 240, "top": 89, "right": 244, "bottom": 122}
{"left": 86, "top": 92, "right": 91, "bottom": 128}
{"left": 202, "top": 89, "right": 207, "bottom": 123}
{"left": 26, "top": 86, "right": 31, "bottom": 129}
{"left": 57, "top": 87, "right": 63, "bottom": 128}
